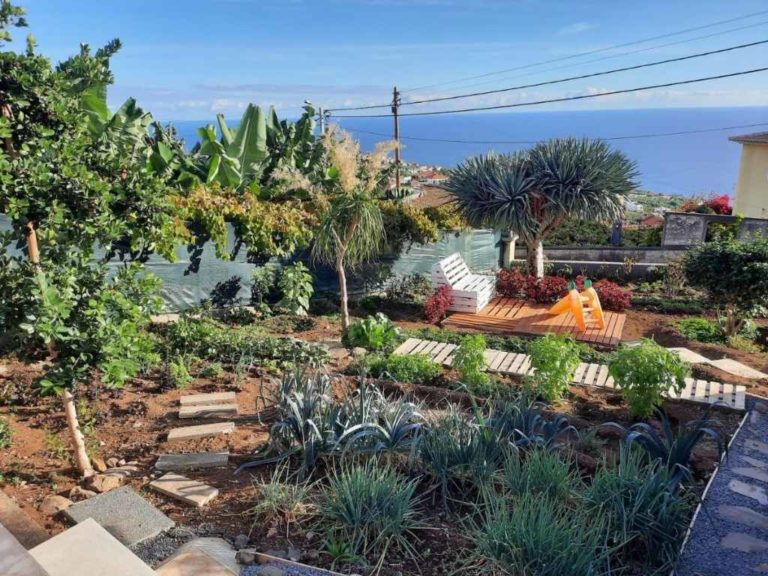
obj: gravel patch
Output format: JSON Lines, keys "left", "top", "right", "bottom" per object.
{"left": 676, "top": 397, "right": 768, "bottom": 576}
{"left": 130, "top": 522, "right": 233, "bottom": 567}
{"left": 240, "top": 562, "right": 342, "bottom": 576}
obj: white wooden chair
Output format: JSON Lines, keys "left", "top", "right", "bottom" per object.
{"left": 431, "top": 253, "right": 495, "bottom": 314}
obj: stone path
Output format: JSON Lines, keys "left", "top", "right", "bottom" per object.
{"left": 150, "top": 473, "right": 219, "bottom": 508}
{"left": 676, "top": 399, "right": 768, "bottom": 575}
{"left": 167, "top": 421, "right": 235, "bottom": 442}
{"left": 393, "top": 338, "right": 747, "bottom": 410}
{"left": 669, "top": 347, "right": 768, "bottom": 380}
{"left": 155, "top": 452, "right": 229, "bottom": 472}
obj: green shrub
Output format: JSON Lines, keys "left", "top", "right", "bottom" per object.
{"left": 0, "top": 418, "right": 12, "bottom": 449}
{"left": 199, "top": 361, "right": 224, "bottom": 378}
{"left": 365, "top": 353, "right": 440, "bottom": 384}
{"left": 609, "top": 339, "right": 689, "bottom": 419}
{"left": 278, "top": 262, "right": 314, "bottom": 316}
{"left": 319, "top": 461, "right": 421, "bottom": 558}
{"left": 471, "top": 491, "right": 609, "bottom": 576}
{"left": 250, "top": 265, "right": 276, "bottom": 306}
{"left": 166, "top": 359, "right": 193, "bottom": 389}
{"left": 453, "top": 334, "right": 489, "bottom": 392}
{"left": 584, "top": 446, "right": 692, "bottom": 569}
{"left": 677, "top": 317, "right": 723, "bottom": 343}
{"left": 528, "top": 333, "right": 581, "bottom": 402}
{"left": 343, "top": 313, "right": 400, "bottom": 351}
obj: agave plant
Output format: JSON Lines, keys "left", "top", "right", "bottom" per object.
{"left": 339, "top": 396, "right": 424, "bottom": 455}
{"left": 484, "top": 393, "right": 579, "bottom": 450}
{"left": 603, "top": 407, "right": 726, "bottom": 486}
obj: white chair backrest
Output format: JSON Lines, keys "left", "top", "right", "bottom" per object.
{"left": 433, "top": 253, "right": 471, "bottom": 287}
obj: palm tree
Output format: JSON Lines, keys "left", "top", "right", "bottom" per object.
{"left": 445, "top": 139, "right": 638, "bottom": 278}
{"left": 312, "top": 128, "right": 390, "bottom": 330}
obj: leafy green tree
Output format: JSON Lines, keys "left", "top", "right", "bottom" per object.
{"left": 684, "top": 237, "right": 768, "bottom": 337}
{"left": 0, "top": 4, "right": 180, "bottom": 476}
{"left": 445, "top": 139, "right": 638, "bottom": 277}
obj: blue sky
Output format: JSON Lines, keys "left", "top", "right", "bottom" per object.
{"left": 10, "top": 0, "right": 768, "bottom": 120}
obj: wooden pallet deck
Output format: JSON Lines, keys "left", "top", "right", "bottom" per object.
{"left": 393, "top": 338, "right": 746, "bottom": 411}
{"left": 442, "top": 297, "right": 626, "bottom": 348}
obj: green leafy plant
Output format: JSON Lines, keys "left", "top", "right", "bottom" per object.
{"left": 324, "top": 538, "right": 358, "bottom": 567}
{"left": 277, "top": 262, "right": 314, "bottom": 316}
{"left": 609, "top": 339, "right": 689, "bottom": 419}
{"left": 453, "top": 334, "right": 489, "bottom": 392}
{"left": 0, "top": 418, "right": 13, "bottom": 449}
{"left": 364, "top": 353, "right": 440, "bottom": 385}
{"left": 343, "top": 313, "right": 400, "bottom": 351}
{"left": 199, "top": 361, "right": 224, "bottom": 379}
{"left": 528, "top": 333, "right": 581, "bottom": 402}
{"left": 677, "top": 317, "right": 724, "bottom": 343}
{"left": 250, "top": 265, "right": 276, "bottom": 307}
{"left": 167, "top": 359, "right": 193, "bottom": 389}
{"left": 685, "top": 238, "right": 768, "bottom": 336}
{"left": 319, "top": 460, "right": 421, "bottom": 558}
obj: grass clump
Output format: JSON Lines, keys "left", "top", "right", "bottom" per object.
{"left": 319, "top": 461, "right": 421, "bottom": 558}
{"left": 0, "top": 418, "right": 12, "bottom": 449}
{"left": 471, "top": 491, "right": 609, "bottom": 576}
{"left": 246, "top": 466, "right": 313, "bottom": 537}
{"left": 502, "top": 448, "right": 580, "bottom": 499}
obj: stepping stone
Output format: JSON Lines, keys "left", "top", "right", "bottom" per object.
{"left": 156, "top": 538, "right": 238, "bottom": 576}
{"left": 63, "top": 486, "right": 174, "bottom": 547}
{"left": 29, "top": 518, "right": 155, "bottom": 576}
{"left": 707, "top": 358, "right": 768, "bottom": 380}
{"left": 734, "top": 467, "right": 768, "bottom": 484}
{"left": 717, "top": 505, "right": 768, "bottom": 530}
{"left": 167, "top": 421, "right": 235, "bottom": 442}
{"left": 668, "top": 347, "right": 710, "bottom": 364}
{"left": 178, "top": 403, "right": 238, "bottom": 419}
{"left": 721, "top": 532, "right": 768, "bottom": 553}
{"left": 155, "top": 452, "right": 229, "bottom": 472}
{"left": 150, "top": 473, "right": 219, "bottom": 507}
{"left": 0, "top": 490, "right": 49, "bottom": 549}
{"left": 742, "top": 455, "right": 768, "bottom": 469}
{"left": 0, "top": 523, "right": 49, "bottom": 576}
{"left": 179, "top": 392, "right": 237, "bottom": 407}
{"left": 729, "top": 479, "right": 768, "bottom": 506}
{"left": 746, "top": 439, "right": 768, "bottom": 457}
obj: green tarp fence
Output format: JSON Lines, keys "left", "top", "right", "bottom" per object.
{"left": 0, "top": 214, "right": 500, "bottom": 311}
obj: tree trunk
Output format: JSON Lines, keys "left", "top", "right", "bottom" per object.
{"left": 526, "top": 238, "right": 545, "bottom": 279}
{"left": 63, "top": 389, "right": 95, "bottom": 478}
{"left": 26, "top": 223, "right": 94, "bottom": 478}
{"left": 337, "top": 258, "right": 350, "bottom": 331}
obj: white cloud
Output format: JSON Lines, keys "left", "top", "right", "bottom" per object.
{"left": 557, "top": 22, "right": 596, "bottom": 36}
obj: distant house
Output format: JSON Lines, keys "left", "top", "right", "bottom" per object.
{"left": 417, "top": 169, "right": 448, "bottom": 186}
{"left": 624, "top": 200, "right": 643, "bottom": 212}
{"left": 729, "top": 131, "right": 768, "bottom": 219}
{"left": 640, "top": 214, "right": 664, "bottom": 227}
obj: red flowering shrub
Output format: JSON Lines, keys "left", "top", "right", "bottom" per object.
{"left": 703, "top": 194, "right": 732, "bottom": 215}
{"left": 496, "top": 268, "right": 529, "bottom": 298}
{"left": 593, "top": 279, "right": 632, "bottom": 311}
{"left": 527, "top": 275, "right": 569, "bottom": 304}
{"left": 424, "top": 285, "right": 453, "bottom": 324}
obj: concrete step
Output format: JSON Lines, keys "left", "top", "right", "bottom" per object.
{"left": 179, "top": 392, "right": 236, "bottom": 407}
{"left": 0, "top": 523, "right": 49, "bottom": 576}
{"left": 155, "top": 537, "right": 238, "bottom": 575}
{"left": 29, "top": 518, "right": 154, "bottom": 576}
{"left": 167, "top": 422, "right": 235, "bottom": 442}
{"left": 155, "top": 452, "right": 229, "bottom": 472}
{"left": 0, "top": 491, "right": 49, "bottom": 549}
{"left": 150, "top": 473, "right": 219, "bottom": 507}
{"left": 178, "top": 403, "right": 238, "bottom": 420}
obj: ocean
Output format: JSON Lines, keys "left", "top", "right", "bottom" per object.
{"left": 171, "top": 106, "right": 768, "bottom": 197}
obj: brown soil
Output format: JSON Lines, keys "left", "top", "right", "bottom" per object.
{"left": 0, "top": 305, "right": 763, "bottom": 575}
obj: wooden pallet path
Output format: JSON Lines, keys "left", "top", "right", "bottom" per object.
{"left": 393, "top": 338, "right": 746, "bottom": 410}
{"left": 442, "top": 297, "right": 626, "bottom": 348}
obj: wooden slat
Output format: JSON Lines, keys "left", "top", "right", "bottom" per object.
{"left": 734, "top": 387, "right": 746, "bottom": 410}
{"left": 595, "top": 365, "right": 609, "bottom": 388}
{"left": 434, "top": 343, "right": 457, "bottom": 365}
{"left": 498, "top": 352, "right": 518, "bottom": 373}
{"left": 420, "top": 341, "right": 440, "bottom": 358}
{"left": 428, "top": 342, "right": 448, "bottom": 362}
{"left": 393, "top": 338, "right": 420, "bottom": 355}
{"left": 583, "top": 363, "right": 599, "bottom": 386}
{"left": 508, "top": 353, "right": 527, "bottom": 375}
{"left": 411, "top": 340, "right": 432, "bottom": 355}
{"left": 693, "top": 379, "right": 709, "bottom": 403}
{"left": 490, "top": 351, "right": 508, "bottom": 371}
{"left": 572, "top": 363, "right": 588, "bottom": 385}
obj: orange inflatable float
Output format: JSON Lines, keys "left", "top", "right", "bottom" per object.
{"left": 548, "top": 280, "right": 605, "bottom": 331}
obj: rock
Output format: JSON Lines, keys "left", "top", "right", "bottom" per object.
{"left": 352, "top": 347, "right": 367, "bottom": 358}
{"left": 106, "top": 457, "right": 119, "bottom": 468}
{"left": 132, "top": 421, "right": 143, "bottom": 429}
{"left": 105, "top": 465, "right": 139, "bottom": 478}
{"left": 40, "top": 495, "right": 73, "bottom": 516}
{"left": 92, "top": 457, "right": 108, "bottom": 473}
{"left": 287, "top": 546, "right": 301, "bottom": 561}
{"left": 86, "top": 473, "right": 124, "bottom": 493}
{"left": 235, "top": 548, "right": 258, "bottom": 565}
{"left": 69, "top": 486, "right": 97, "bottom": 501}
{"left": 118, "top": 459, "right": 126, "bottom": 466}
{"left": 304, "top": 530, "right": 317, "bottom": 541}
{"left": 304, "top": 549, "right": 320, "bottom": 560}
{"left": 233, "top": 534, "right": 250, "bottom": 550}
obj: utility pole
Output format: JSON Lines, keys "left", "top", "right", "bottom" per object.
{"left": 318, "top": 106, "right": 326, "bottom": 135}
{"left": 392, "top": 86, "right": 401, "bottom": 194}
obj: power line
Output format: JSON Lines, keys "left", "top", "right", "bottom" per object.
{"left": 326, "top": 38, "right": 768, "bottom": 112}
{"left": 331, "top": 66, "right": 768, "bottom": 118}
{"left": 343, "top": 122, "right": 768, "bottom": 145}
{"left": 401, "top": 9, "right": 768, "bottom": 93}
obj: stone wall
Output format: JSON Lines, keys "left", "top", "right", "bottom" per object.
{"left": 662, "top": 212, "right": 768, "bottom": 247}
